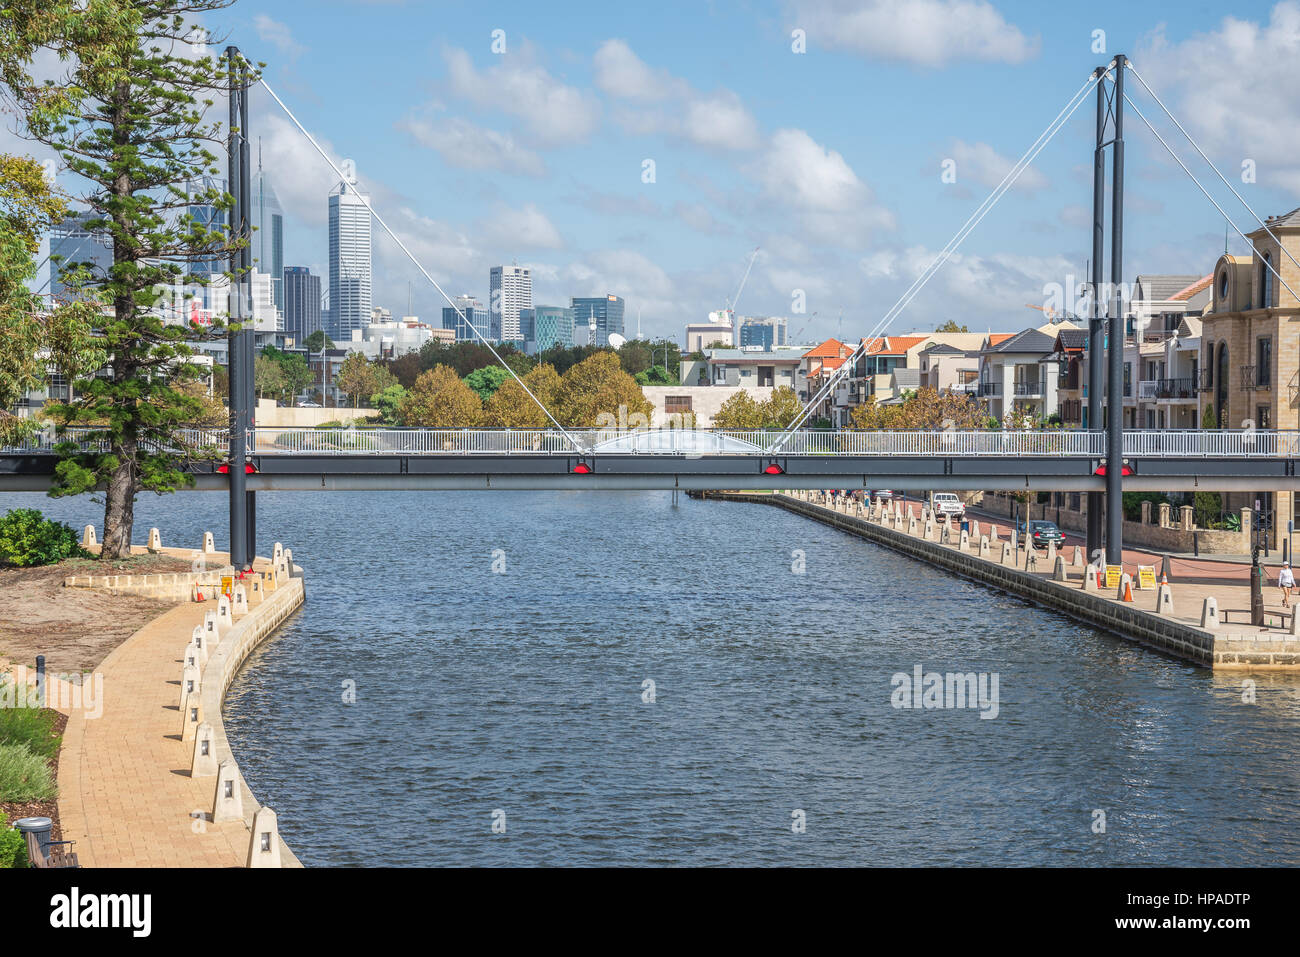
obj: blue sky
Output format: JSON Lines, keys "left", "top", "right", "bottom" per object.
{"left": 176, "top": 0, "right": 1300, "bottom": 341}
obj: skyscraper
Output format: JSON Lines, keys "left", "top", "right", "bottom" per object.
{"left": 283, "top": 266, "right": 322, "bottom": 343}
{"left": 443, "top": 294, "right": 490, "bottom": 342}
{"left": 522, "top": 305, "right": 574, "bottom": 355}
{"left": 328, "top": 181, "right": 372, "bottom": 340}
{"left": 185, "top": 175, "right": 227, "bottom": 275}
{"left": 490, "top": 264, "right": 532, "bottom": 342}
{"left": 48, "top": 212, "right": 113, "bottom": 303}
{"left": 570, "top": 295, "right": 625, "bottom": 345}
{"left": 254, "top": 160, "right": 285, "bottom": 314}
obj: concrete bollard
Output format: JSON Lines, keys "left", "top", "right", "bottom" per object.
{"left": 213, "top": 760, "right": 244, "bottom": 823}
{"left": 283, "top": 548, "right": 293, "bottom": 568}
{"left": 82, "top": 525, "right": 97, "bottom": 548}
{"left": 203, "top": 609, "right": 220, "bottom": 644}
{"left": 231, "top": 584, "right": 249, "bottom": 618}
{"left": 1072, "top": 546, "right": 1083, "bottom": 567}
{"left": 1200, "top": 596, "right": 1220, "bottom": 630}
{"left": 147, "top": 527, "right": 162, "bottom": 553}
{"left": 1046, "top": 540, "right": 1057, "bottom": 563}
{"left": 180, "top": 690, "right": 203, "bottom": 742}
{"left": 1084, "top": 563, "right": 1100, "bottom": 593}
{"left": 958, "top": 528, "right": 970, "bottom": 551}
{"left": 978, "top": 535, "right": 990, "bottom": 559}
{"left": 183, "top": 641, "right": 200, "bottom": 670}
{"left": 1053, "top": 556, "right": 1067, "bottom": 581}
{"left": 247, "top": 807, "right": 283, "bottom": 869}
{"left": 191, "top": 625, "right": 209, "bottom": 664}
{"left": 989, "top": 524, "right": 999, "bottom": 543}
{"left": 191, "top": 723, "right": 218, "bottom": 777}
{"left": 202, "top": 531, "right": 215, "bottom": 553}
{"left": 178, "top": 664, "right": 201, "bottom": 711}
{"left": 216, "top": 595, "right": 234, "bottom": 634}
{"left": 1117, "top": 572, "right": 1134, "bottom": 601}
{"left": 1155, "top": 583, "right": 1174, "bottom": 616}
{"left": 970, "top": 520, "right": 981, "bottom": 540}
{"left": 923, "top": 519, "right": 935, "bottom": 541}
{"left": 908, "top": 514, "right": 918, "bottom": 535}
{"left": 1001, "top": 541, "right": 1013, "bottom": 565}
{"left": 1290, "top": 608, "right": 1300, "bottom": 637}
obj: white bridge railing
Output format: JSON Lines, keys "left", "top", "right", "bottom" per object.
{"left": 5, "top": 427, "right": 1300, "bottom": 458}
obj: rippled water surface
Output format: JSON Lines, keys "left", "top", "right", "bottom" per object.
{"left": 7, "top": 489, "right": 1300, "bottom": 866}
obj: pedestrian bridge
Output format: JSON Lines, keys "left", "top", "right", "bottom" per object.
{"left": 2, "top": 428, "right": 1298, "bottom": 492}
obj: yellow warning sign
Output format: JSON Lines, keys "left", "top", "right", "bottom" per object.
{"left": 1137, "top": 565, "right": 1156, "bottom": 590}
{"left": 220, "top": 575, "right": 233, "bottom": 597}
{"left": 1104, "top": 564, "right": 1122, "bottom": 589}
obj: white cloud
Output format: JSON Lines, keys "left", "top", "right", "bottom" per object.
{"left": 443, "top": 47, "right": 600, "bottom": 146}
{"left": 946, "top": 139, "right": 1048, "bottom": 192}
{"left": 254, "top": 14, "right": 304, "bottom": 60}
{"left": 593, "top": 39, "right": 687, "bottom": 101}
{"left": 1137, "top": 3, "right": 1300, "bottom": 196}
{"left": 400, "top": 116, "right": 544, "bottom": 177}
{"left": 748, "top": 128, "right": 895, "bottom": 242}
{"left": 595, "top": 40, "right": 759, "bottom": 151}
{"left": 478, "top": 203, "right": 564, "bottom": 251}
{"left": 791, "top": 0, "right": 1039, "bottom": 67}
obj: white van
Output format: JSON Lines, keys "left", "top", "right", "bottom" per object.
{"left": 930, "top": 492, "right": 965, "bottom": 520}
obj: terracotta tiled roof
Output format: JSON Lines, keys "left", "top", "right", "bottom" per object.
{"left": 858, "top": 335, "right": 928, "bottom": 356}
{"left": 1170, "top": 274, "right": 1213, "bottom": 301}
{"left": 803, "top": 338, "right": 850, "bottom": 359}
{"left": 987, "top": 333, "right": 1015, "bottom": 346}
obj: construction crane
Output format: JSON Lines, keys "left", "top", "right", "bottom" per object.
{"left": 710, "top": 246, "right": 760, "bottom": 329}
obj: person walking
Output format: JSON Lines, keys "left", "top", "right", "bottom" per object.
{"left": 1279, "top": 561, "right": 1295, "bottom": 608}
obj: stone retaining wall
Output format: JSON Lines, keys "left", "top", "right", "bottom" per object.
{"left": 201, "top": 569, "right": 306, "bottom": 867}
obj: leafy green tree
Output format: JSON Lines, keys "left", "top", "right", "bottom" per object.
{"left": 303, "top": 330, "right": 334, "bottom": 353}
{"left": 253, "top": 355, "right": 285, "bottom": 401}
{"left": 398, "top": 365, "right": 482, "bottom": 427}
{"left": 761, "top": 386, "right": 802, "bottom": 429}
{"left": 0, "top": 1, "right": 246, "bottom": 557}
{"left": 712, "top": 391, "right": 765, "bottom": 430}
{"left": 369, "top": 383, "right": 406, "bottom": 424}
{"left": 935, "top": 320, "right": 969, "bottom": 333}
{"left": 556, "top": 352, "right": 653, "bottom": 428}
{"left": 463, "top": 365, "right": 512, "bottom": 401}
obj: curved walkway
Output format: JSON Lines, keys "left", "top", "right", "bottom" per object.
{"left": 57, "top": 547, "right": 303, "bottom": 867}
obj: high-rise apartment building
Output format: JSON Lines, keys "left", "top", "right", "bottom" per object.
{"left": 570, "top": 295, "right": 625, "bottom": 345}
{"left": 328, "top": 181, "right": 372, "bottom": 340}
{"left": 283, "top": 266, "right": 322, "bottom": 343}
{"left": 490, "top": 265, "right": 532, "bottom": 342}
{"left": 739, "top": 316, "right": 789, "bottom": 350}
{"left": 521, "top": 305, "right": 575, "bottom": 355}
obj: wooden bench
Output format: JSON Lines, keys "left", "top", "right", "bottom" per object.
{"left": 26, "top": 831, "right": 79, "bottom": 868}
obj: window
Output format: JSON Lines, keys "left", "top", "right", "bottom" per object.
{"left": 1216, "top": 342, "right": 1229, "bottom": 426}
{"left": 664, "top": 396, "right": 693, "bottom": 415}
{"left": 1262, "top": 252, "right": 1274, "bottom": 308}
{"left": 1218, "top": 270, "right": 1229, "bottom": 302}
{"left": 1256, "top": 336, "right": 1272, "bottom": 387}
{"left": 1257, "top": 405, "right": 1271, "bottom": 430}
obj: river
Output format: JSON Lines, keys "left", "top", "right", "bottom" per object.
{"left": 5, "top": 489, "right": 1300, "bottom": 866}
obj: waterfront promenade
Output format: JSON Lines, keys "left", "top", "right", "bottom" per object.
{"left": 56, "top": 543, "right": 303, "bottom": 867}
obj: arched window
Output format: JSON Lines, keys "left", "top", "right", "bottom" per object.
{"left": 1218, "top": 269, "right": 1229, "bottom": 305}
{"left": 1216, "top": 342, "right": 1229, "bottom": 426}
{"left": 1262, "top": 252, "right": 1274, "bottom": 308}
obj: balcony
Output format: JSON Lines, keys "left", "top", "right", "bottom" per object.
{"left": 978, "top": 381, "right": 1002, "bottom": 397}
{"left": 1138, "top": 380, "right": 1157, "bottom": 400}
{"left": 1155, "top": 377, "right": 1197, "bottom": 400}
{"left": 1013, "top": 379, "right": 1046, "bottom": 397}
{"left": 1240, "top": 365, "right": 1271, "bottom": 391}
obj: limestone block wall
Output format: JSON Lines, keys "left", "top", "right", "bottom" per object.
{"left": 199, "top": 569, "right": 306, "bottom": 868}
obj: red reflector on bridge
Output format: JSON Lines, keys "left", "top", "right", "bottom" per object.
{"left": 217, "top": 463, "right": 257, "bottom": 474}
{"left": 572, "top": 463, "right": 592, "bottom": 474}
{"left": 764, "top": 464, "right": 784, "bottom": 475}
{"left": 1094, "top": 465, "right": 1133, "bottom": 476}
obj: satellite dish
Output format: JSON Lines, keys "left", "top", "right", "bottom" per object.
{"left": 708, "top": 310, "right": 730, "bottom": 324}
{"left": 607, "top": 333, "right": 627, "bottom": 349}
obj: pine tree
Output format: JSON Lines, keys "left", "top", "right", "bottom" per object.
{"left": 0, "top": 1, "right": 248, "bottom": 557}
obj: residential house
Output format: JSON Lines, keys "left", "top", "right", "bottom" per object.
{"left": 1199, "top": 205, "right": 1300, "bottom": 543}
{"left": 977, "top": 323, "right": 1077, "bottom": 423}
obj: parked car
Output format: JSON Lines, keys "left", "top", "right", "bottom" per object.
{"left": 929, "top": 492, "right": 965, "bottom": 521}
{"left": 869, "top": 489, "right": 900, "bottom": 501}
{"left": 1017, "top": 519, "right": 1065, "bottom": 548}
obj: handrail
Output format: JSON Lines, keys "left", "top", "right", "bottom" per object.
{"left": 7, "top": 428, "right": 1300, "bottom": 458}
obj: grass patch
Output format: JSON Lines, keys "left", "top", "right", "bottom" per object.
{"left": 0, "top": 704, "right": 61, "bottom": 761}
{"left": 0, "top": 742, "right": 57, "bottom": 802}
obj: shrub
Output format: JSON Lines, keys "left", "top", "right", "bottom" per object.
{"left": 0, "top": 705, "right": 61, "bottom": 760}
{"left": 0, "top": 509, "right": 82, "bottom": 567}
{"left": 0, "top": 814, "right": 28, "bottom": 868}
{"left": 0, "top": 742, "right": 57, "bottom": 802}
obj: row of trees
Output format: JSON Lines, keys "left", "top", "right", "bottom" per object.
{"left": 393, "top": 353, "right": 653, "bottom": 429}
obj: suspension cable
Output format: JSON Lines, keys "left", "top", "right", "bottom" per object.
{"left": 1122, "top": 92, "right": 1300, "bottom": 308}
{"left": 766, "top": 68, "right": 1109, "bottom": 453}
{"left": 252, "top": 70, "right": 587, "bottom": 451}
{"left": 1126, "top": 61, "right": 1300, "bottom": 286}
